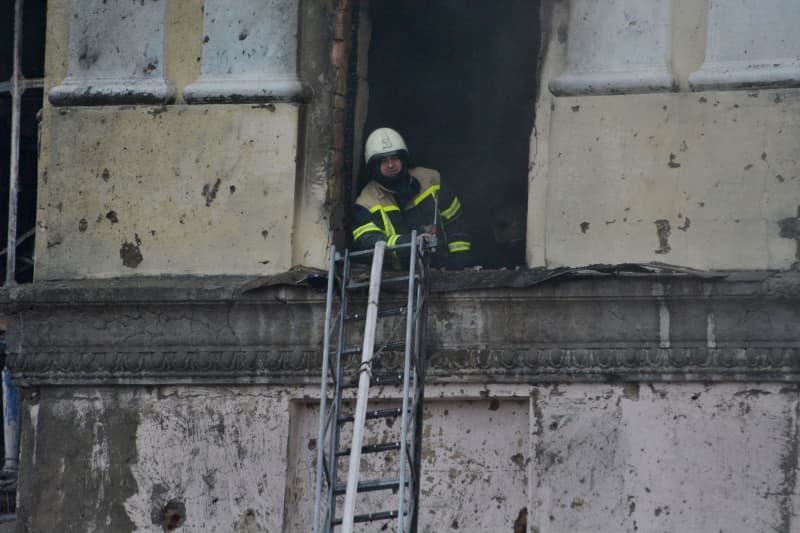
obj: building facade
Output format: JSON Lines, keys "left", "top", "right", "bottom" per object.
{"left": 2, "top": 0, "right": 800, "bottom": 531}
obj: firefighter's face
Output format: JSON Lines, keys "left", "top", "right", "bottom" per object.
{"left": 379, "top": 156, "right": 402, "bottom": 177}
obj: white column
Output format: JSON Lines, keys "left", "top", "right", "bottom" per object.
{"left": 183, "top": 0, "right": 307, "bottom": 103}
{"left": 689, "top": 0, "right": 800, "bottom": 90}
{"left": 49, "top": 0, "right": 174, "bottom": 105}
{"left": 549, "top": 0, "right": 676, "bottom": 96}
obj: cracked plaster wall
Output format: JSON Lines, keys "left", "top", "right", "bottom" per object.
{"left": 530, "top": 0, "right": 800, "bottom": 269}
{"left": 17, "top": 383, "right": 800, "bottom": 532}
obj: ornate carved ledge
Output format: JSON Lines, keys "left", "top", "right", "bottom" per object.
{"left": 3, "top": 272, "right": 799, "bottom": 385}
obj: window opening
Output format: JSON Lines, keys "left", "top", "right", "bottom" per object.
{"left": 1, "top": 0, "right": 45, "bottom": 286}
{"left": 354, "top": 0, "right": 540, "bottom": 269}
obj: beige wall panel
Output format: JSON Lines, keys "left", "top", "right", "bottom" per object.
{"left": 36, "top": 105, "right": 299, "bottom": 278}
{"left": 535, "top": 89, "right": 800, "bottom": 270}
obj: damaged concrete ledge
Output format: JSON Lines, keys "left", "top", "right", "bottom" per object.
{"left": 2, "top": 270, "right": 799, "bottom": 386}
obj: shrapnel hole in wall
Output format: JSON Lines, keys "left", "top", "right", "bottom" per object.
{"left": 356, "top": 0, "right": 540, "bottom": 269}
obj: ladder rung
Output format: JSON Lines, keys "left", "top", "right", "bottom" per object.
{"left": 334, "top": 477, "right": 405, "bottom": 495}
{"left": 340, "top": 340, "right": 405, "bottom": 358}
{"left": 347, "top": 274, "right": 415, "bottom": 290}
{"left": 338, "top": 407, "right": 403, "bottom": 424}
{"left": 345, "top": 243, "right": 414, "bottom": 259}
{"left": 372, "top": 373, "right": 404, "bottom": 386}
{"left": 343, "top": 373, "right": 403, "bottom": 389}
{"left": 336, "top": 441, "right": 401, "bottom": 457}
{"left": 381, "top": 340, "right": 406, "bottom": 351}
{"left": 333, "top": 510, "right": 401, "bottom": 525}
{"left": 345, "top": 307, "right": 405, "bottom": 322}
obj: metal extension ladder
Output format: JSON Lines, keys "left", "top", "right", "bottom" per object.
{"left": 313, "top": 233, "right": 428, "bottom": 532}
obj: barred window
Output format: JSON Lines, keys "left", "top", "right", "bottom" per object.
{"left": 1, "top": 0, "right": 46, "bottom": 286}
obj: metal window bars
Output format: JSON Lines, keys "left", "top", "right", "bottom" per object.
{"left": 3, "top": 0, "right": 44, "bottom": 286}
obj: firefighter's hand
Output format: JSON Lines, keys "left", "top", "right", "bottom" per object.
{"left": 422, "top": 224, "right": 438, "bottom": 235}
{"left": 417, "top": 232, "right": 438, "bottom": 252}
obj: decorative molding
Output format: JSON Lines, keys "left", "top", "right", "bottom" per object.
{"left": 5, "top": 273, "right": 798, "bottom": 385}
{"left": 689, "top": 0, "right": 800, "bottom": 91}
{"left": 49, "top": 0, "right": 174, "bottom": 105}
{"left": 183, "top": 0, "right": 308, "bottom": 103}
{"left": 549, "top": 0, "right": 676, "bottom": 96}
{"left": 7, "top": 347, "right": 800, "bottom": 386}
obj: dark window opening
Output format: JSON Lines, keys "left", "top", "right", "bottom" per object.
{"left": 1, "top": 0, "right": 46, "bottom": 285}
{"left": 355, "top": 0, "right": 540, "bottom": 269}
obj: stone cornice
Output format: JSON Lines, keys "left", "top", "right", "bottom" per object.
{"left": 4, "top": 272, "right": 799, "bottom": 385}
{"left": 7, "top": 347, "right": 800, "bottom": 387}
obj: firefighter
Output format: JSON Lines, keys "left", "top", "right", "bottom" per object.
{"left": 351, "top": 127, "right": 473, "bottom": 269}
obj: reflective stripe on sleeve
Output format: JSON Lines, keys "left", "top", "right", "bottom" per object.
{"left": 440, "top": 197, "right": 461, "bottom": 220}
{"left": 387, "top": 234, "right": 401, "bottom": 247}
{"left": 448, "top": 240, "right": 471, "bottom": 253}
{"left": 353, "top": 222, "right": 383, "bottom": 240}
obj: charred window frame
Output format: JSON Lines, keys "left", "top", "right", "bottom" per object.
{"left": 349, "top": 1, "right": 540, "bottom": 269}
{"left": 1, "top": 0, "right": 46, "bottom": 286}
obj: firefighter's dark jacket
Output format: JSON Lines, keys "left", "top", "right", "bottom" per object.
{"left": 351, "top": 167, "right": 472, "bottom": 267}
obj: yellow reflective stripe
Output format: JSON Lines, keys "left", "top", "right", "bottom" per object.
{"left": 440, "top": 197, "right": 461, "bottom": 220}
{"left": 379, "top": 209, "right": 396, "bottom": 237}
{"left": 448, "top": 240, "right": 471, "bottom": 253}
{"left": 413, "top": 185, "right": 440, "bottom": 206}
{"left": 387, "top": 234, "right": 401, "bottom": 247}
{"left": 352, "top": 222, "right": 383, "bottom": 240}
{"left": 369, "top": 204, "right": 400, "bottom": 213}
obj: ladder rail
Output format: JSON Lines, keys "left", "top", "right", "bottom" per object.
{"left": 409, "top": 269, "right": 428, "bottom": 532}
{"left": 341, "top": 240, "right": 387, "bottom": 532}
{"left": 313, "top": 245, "right": 338, "bottom": 532}
{"left": 326, "top": 249, "right": 352, "bottom": 529}
{"left": 396, "top": 233, "right": 420, "bottom": 532}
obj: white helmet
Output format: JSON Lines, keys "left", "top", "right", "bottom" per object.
{"left": 364, "top": 128, "right": 409, "bottom": 166}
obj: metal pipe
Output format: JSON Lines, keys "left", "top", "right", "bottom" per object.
{"left": 341, "top": 240, "right": 386, "bottom": 533}
{"left": 1, "top": 368, "right": 19, "bottom": 474}
{"left": 5, "top": 0, "right": 25, "bottom": 286}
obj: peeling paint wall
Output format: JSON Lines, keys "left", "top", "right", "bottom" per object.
{"left": 18, "top": 387, "right": 292, "bottom": 532}
{"left": 17, "top": 383, "right": 800, "bottom": 532}
{"left": 530, "top": 0, "right": 800, "bottom": 269}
